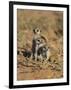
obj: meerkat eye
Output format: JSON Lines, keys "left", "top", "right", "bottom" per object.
{"left": 38, "top": 40, "right": 40, "bottom": 42}
{"left": 38, "top": 39, "right": 41, "bottom": 42}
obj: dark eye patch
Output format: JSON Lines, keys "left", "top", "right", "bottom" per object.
{"left": 37, "top": 29, "right": 39, "bottom": 32}
{"left": 38, "top": 40, "right": 40, "bottom": 42}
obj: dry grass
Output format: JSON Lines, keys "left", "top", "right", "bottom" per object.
{"left": 17, "top": 9, "right": 63, "bottom": 80}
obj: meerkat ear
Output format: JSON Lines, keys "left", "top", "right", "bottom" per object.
{"left": 33, "top": 29, "right": 35, "bottom": 33}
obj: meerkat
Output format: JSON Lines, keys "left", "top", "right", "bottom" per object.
{"left": 32, "top": 28, "right": 50, "bottom": 61}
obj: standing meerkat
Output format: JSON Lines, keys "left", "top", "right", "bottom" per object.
{"left": 32, "top": 28, "right": 50, "bottom": 61}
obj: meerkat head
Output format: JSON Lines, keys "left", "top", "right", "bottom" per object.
{"left": 36, "top": 38, "right": 42, "bottom": 44}
{"left": 33, "top": 28, "right": 41, "bottom": 35}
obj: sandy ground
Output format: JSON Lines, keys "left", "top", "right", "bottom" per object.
{"left": 17, "top": 55, "right": 63, "bottom": 80}
{"left": 17, "top": 9, "right": 63, "bottom": 80}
